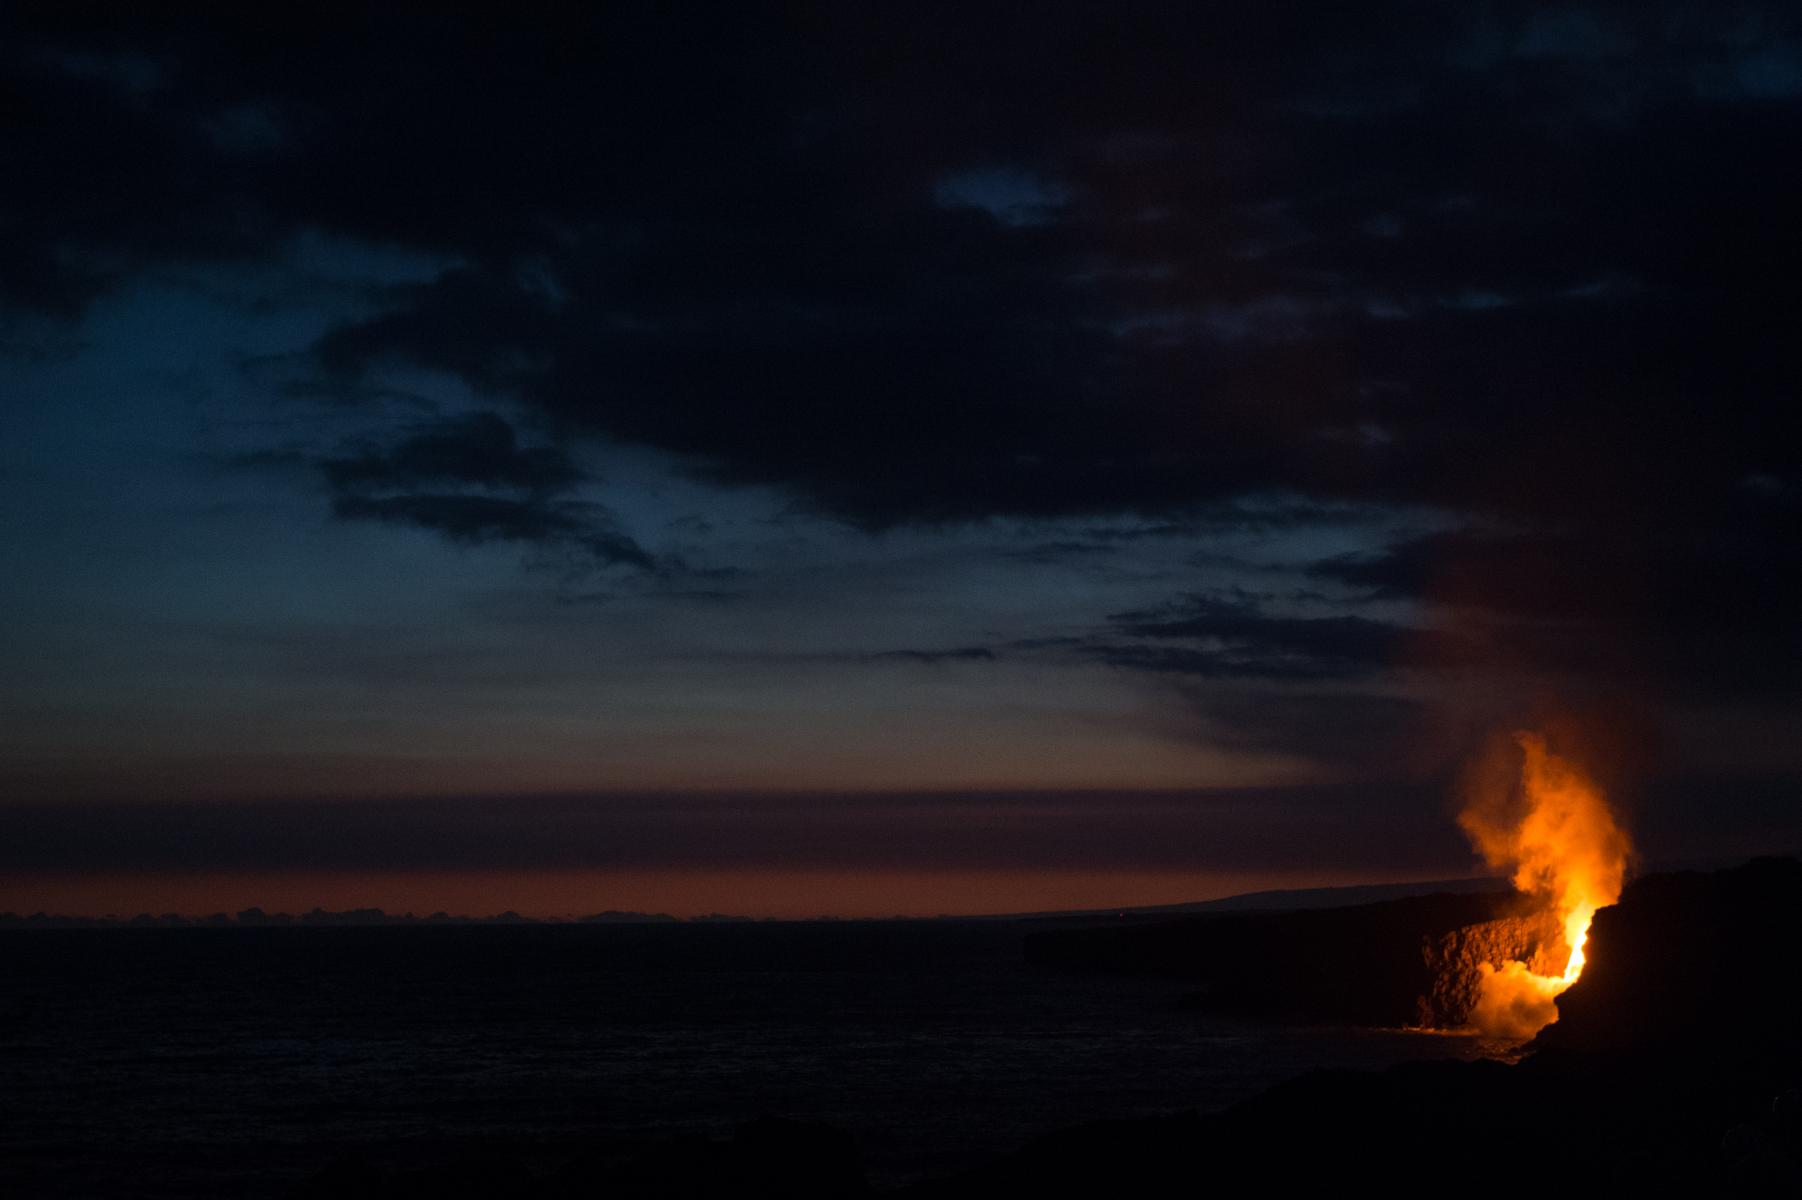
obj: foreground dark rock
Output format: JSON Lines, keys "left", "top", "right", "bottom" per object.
{"left": 1540, "top": 856, "right": 1802, "bottom": 1053}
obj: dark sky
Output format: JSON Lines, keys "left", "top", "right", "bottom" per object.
{"left": 3, "top": 3, "right": 1799, "bottom": 915}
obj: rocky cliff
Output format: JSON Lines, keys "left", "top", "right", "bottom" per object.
{"left": 1024, "top": 888, "right": 1549, "bottom": 1028}
{"left": 1416, "top": 908, "right": 1565, "bottom": 1027}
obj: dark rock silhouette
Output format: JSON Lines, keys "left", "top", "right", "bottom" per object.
{"left": 1026, "top": 889, "right": 1525, "bottom": 1026}
{"left": 0, "top": 906, "right": 694, "bottom": 928}
{"left": 1539, "top": 855, "right": 1802, "bottom": 1053}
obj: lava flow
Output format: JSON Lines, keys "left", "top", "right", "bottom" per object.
{"left": 1457, "top": 732, "right": 1633, "bottom": 1039}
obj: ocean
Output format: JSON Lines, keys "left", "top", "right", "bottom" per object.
{"left": 1, "top": 921, "right": 1490, "bottom": 1196}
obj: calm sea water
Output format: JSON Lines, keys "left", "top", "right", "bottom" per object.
{"left": 1, "top": 922, "right": 1488, "bottom": 1196}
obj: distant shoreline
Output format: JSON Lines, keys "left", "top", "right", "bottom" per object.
{"left": 0, "top": 875, "right": 1513, "bottom": 928}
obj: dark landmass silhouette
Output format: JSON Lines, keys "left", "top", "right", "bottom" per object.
{"left": 1025, "top": 888, "right": 1529, "bottom": 1026}
{"left": 263, "top": 856, "right": 1801, "bottom": 1197}
{"left": 15, "top": 857, "right": 1751, "bottom": 929}
{"left": 0, "top": 906, "right": 684, "bottom": 928}
{"left": 0, "top": 876, "right": 1508, "bottom": 929}
{"left": 1003, "top": 874, "right": 1510, "bottom": 920}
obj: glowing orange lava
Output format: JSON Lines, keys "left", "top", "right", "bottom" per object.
{"left": 1458, "top": 731, "right": 1632, "bottom": 1039}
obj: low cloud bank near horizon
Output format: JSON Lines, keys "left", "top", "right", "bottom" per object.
{"left": 5, "top": 780, "right": 1794, "bottom": 885}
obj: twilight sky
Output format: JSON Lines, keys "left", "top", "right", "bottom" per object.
{"left": 3, "top": 3, "right": 1799, "bottom": 916}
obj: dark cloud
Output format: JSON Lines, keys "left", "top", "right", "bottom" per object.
{"left": 1004, "top": 636, "right": 1089, "bottom": 651}
{"left": 308, "top": 412, "right": 655, "bottom": 569}
{"left": 0, "top": 790, "right": 1468, "bottom": 877}
{"left": 1064, "top": 592, "right": 1441, "bottom": 769}
{"left": 1309, "top": 503, "right": 1802, "bottom": 700}
{"left": 999, "top": 541, "right": 1120, "bottom": 565}
{"left": 863, "top": 590, "right": 1426, "bottom": 685}
{"left": 320, "top": 412, "right": 581, "bottom": 494}
{"left": 329, "top": 493, "right": 650, "bottom": 569}
{"left": 6, "top": 782, "right": 1786, "bottom": 878}
{"left": 869, "top": 647, "right": 999, "bottom": 665}
{"left": 1173, "top": 688, "right": 1430, "bottom": 774}
{"left": 5, "top": 3, "right": 1800, "bottom": 704}
{"left": 1082, "top": 497, "right": 1397, "bottom": 542}
{"left": 1096, "top": 593, "right": 1424, "bottom": 681}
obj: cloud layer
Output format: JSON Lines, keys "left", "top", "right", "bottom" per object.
{"left": 4, "top": 4, "right": 1799, "bottom": 837}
